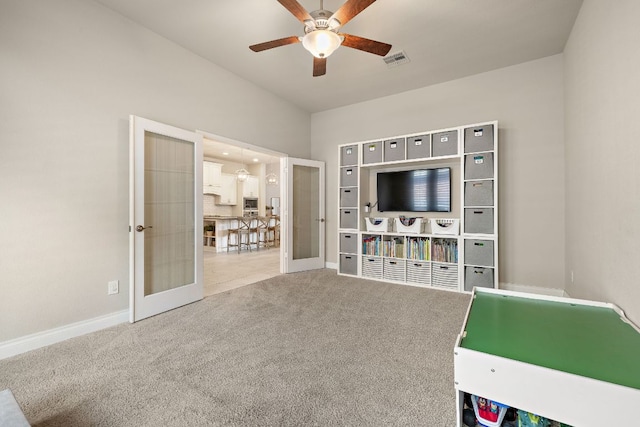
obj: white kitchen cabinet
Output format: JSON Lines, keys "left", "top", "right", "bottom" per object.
{"left": 218, "top": 173, "right": 237, "bottom": 205}
{"left": 203, "top": 161, "right": 222, "bottom": 194}
{"left": 242, "top": 175, "right": 259, "bottom": 198}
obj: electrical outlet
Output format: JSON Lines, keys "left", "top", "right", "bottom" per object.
{"left": 108, "top": 280, "right": 119, "bottom": 295}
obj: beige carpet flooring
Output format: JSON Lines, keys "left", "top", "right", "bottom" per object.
{"left": 1, "top": 269, "right": 471, "bottom": 426}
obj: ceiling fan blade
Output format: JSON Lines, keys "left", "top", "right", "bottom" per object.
{"left": 341, "top": 34, "right": 392, "bottom": 56}
{"left": 313, "top": 57, "right": 327, "bottom": 77}
{"left": 330, "top": 0, "right": 377, "bottom": 27}
{"left": 277, "top": 0, "right": 313, "bottom": 23}
{"left": 249, "top": 36, "right": 300, "bottom": 52}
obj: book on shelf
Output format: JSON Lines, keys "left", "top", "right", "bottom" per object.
{"left": 432, "top": 238, "right": 458, "bottom": 263}
{"left": 408, "top": 237, "right": 430, "bottom": 261}
{"left": 362, "top": 235, "right": 381, "bottom": 256}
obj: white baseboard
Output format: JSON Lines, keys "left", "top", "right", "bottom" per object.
{"left": 0, "top": 310, "right": 129, "bottom": 360}
{"left": 325, "top": 261, "right": 338, "bottom": 270}
{"left": 500, "top": 282, "right": 568, "bottom": 297}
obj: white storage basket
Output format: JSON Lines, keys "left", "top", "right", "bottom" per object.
{"left": 471, "top": 395, "right": 508, "bottom": 427}
{"left": 430, "top": 218, "right": 460, "bottom": 235}
{"left": 365, "top": 217, "right": 390, "bottom": 232}
{"left": 395, "top": 217, "right": 422, "bottom": 234}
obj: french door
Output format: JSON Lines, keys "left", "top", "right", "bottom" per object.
{"left": 129, "top": 116, "right": 203, "bottom": 322}
{"left": 283, "top": 157, "right": 325, "bottom": 273}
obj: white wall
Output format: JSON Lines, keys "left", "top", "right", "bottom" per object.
{"left": 265, "top": 162, "right": 281, "bottom": 211}
{"left": 312, "top": 55, "right": 566, "bottom": 292}
{"left": 0, "top": 0, "right": 310, "bottom": 342}
{"left": 564, "top": 1, "right": 640, "bottom": 324}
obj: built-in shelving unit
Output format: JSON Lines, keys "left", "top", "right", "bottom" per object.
{"left": 337, "top": 121, "right": 498, "bottom": 293}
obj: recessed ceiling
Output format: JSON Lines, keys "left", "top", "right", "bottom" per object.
{"left": 95, "top": 0, "right": 583, "bottom": 113}
{"left": 203, "top": 137, "right": 282, "bottom": 165}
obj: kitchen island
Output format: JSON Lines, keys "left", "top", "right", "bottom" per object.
{"left": 204, "top": 215, "right": 279, "bottom": 252}
{"left": 203, "top": 216, "right": 239, "bottom": 252}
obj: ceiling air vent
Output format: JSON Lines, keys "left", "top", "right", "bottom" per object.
{"left": 383, "top": 50, "right": 410, "bottom": 68}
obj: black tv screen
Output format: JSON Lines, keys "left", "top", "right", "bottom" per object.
{"left": 377, "top": 168, "right": 451, "bottom": 212}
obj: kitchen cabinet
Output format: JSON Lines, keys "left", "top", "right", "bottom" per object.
{"left": 218, "top": 173, "right": 237, "bottom": 205}
{"left": 242, "top": 175, "right": 259, "bottom": 198}
{"left": 203, "top": 161, "right": 222, "bottom": 194}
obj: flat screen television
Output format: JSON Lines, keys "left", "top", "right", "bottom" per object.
{"left": 377, "top": 167, "right": 451, "bottom": 212}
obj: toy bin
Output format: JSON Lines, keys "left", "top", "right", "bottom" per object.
{"left": 364, "top": 217, "right": 390, "bottom": 232}
{"left": 395, "top": 217, "right": 422, "bottom": 234}
{"left": 429, "top": 218, "right": 460, "bottom": 235}
{"left": 471, "top": 395, "right": 508, "bottom": 427}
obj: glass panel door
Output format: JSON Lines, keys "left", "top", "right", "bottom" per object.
{"left": 143, "top": 132, "right": 195, "bottom": 295}
{"left": 292, "top": 165, "right": 320, "bottom": 260}
{"left": 130, "top": 116, "right": 203, "bottom": 322}
{"left": 284, "top": 157, "right": 325, "bottom": 273}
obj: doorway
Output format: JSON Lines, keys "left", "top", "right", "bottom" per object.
{"left": 199, "top": 131, "right": 285, "bottom": 296}
{"left": 129, "top": 118, "right": 325, "bottom": 322}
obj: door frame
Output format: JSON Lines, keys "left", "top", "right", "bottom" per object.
{"left": 196, "top": 130, "right": 287, "bottom": 272}
{"left": 196, "top": 131, "right": 327, "bottom": 275}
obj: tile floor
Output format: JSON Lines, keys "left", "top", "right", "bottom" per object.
{"left": 203, "top": 245, "right": 281, "bottom": 297}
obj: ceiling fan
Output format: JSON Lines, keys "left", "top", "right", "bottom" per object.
{"left": 249, "top": 0, "right": 392, "bottom": 77}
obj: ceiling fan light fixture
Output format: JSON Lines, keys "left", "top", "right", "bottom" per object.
{"left": 249, "top": 0, "right": 390, "bottom": 76}
{"left": 327, "top": 17, "right": 341, "bottom": 30}
{"left": 301, "top": 29, "right": 343, "bottom": 58}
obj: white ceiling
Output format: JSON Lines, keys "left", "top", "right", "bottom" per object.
{"left": 202, "top": 136, "right": 282, "bottom": 165}
{"left": 95, "top": 0, "right": 583, "bottom": 114}
{"left": 98, "top": 0, "right": 582, "bottom": 161}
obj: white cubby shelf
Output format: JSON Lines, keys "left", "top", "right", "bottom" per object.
{"left": 337, "top": 121, "right": 498, "bottom": 293}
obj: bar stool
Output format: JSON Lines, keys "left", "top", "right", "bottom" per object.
{"left": 248, "top": 216, "right": 259, "bottom": 250}
{"left": 227, "top": 217, "right": 252, "bottom": 253}
{"left": 267, "top": 215, "right": 280, "bottom": 247}
{"left": 257, "top": 216, "right": 271, "bottom": 249}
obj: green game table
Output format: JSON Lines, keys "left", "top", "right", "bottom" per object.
{"left": 454, "top": 287, "right": 640, "bottom": 426}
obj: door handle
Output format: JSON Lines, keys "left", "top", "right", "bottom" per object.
{"left": 315, "top": 218, "right": 325, "bottom": 223}
{"left": 136, "top": 225, "right": 152, "bottom": 232}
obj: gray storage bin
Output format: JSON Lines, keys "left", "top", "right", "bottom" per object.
{"left": 432, "top": 263, "right": 459, "bottom": 290}
{"left": 432, "top": 130, "right": 458, "bottom": 157}
{"left": 465, "top": 152, "right": 494, "bottom": 180}
{"left": 340, "top": 166, "right": 358, "bottom": 187}
{"left": 464, "top": 239, "right": 494, "bottom": 267}
{"left": 340, "top": 254, "right": 357, "bottom": 276}
{"left": 340, "top": 233, "right": 358, "bottom": 254}
{"left": 362, "top": 141, "right": 383, "bottom": 164}
{"left": 464, "top": 208, "right": 494, "bottom": 234}
{"left": 406, "top": 261, "right": 431, "bottom": 286}
{"left": 340, "top": 188, "right": 358, "bottom": 207}
{"left": 361, "top": 256, "right": 383, "bottom": 279}
{"left": 383, "top": 138, "right": 406, "bottom": 162}
{"left": 464, "top": 180, "right": 494, "bottom": 206}
{"left": 464, "top": 125, "right": 494, "bottom": 153}
{"left": 464, "top": 266, "right": 495, "bottom": 291}
{"left": 340, "top": 209, "right": 358, "bottom": 230}
{"left": 340, "top": 144, "right": 358, "bottom": 166}
{"left": 406, "top": 134, "right": 431, "bottom": 160}
{"left": 384, "top": 258, "right": 406, "bottom": 282}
